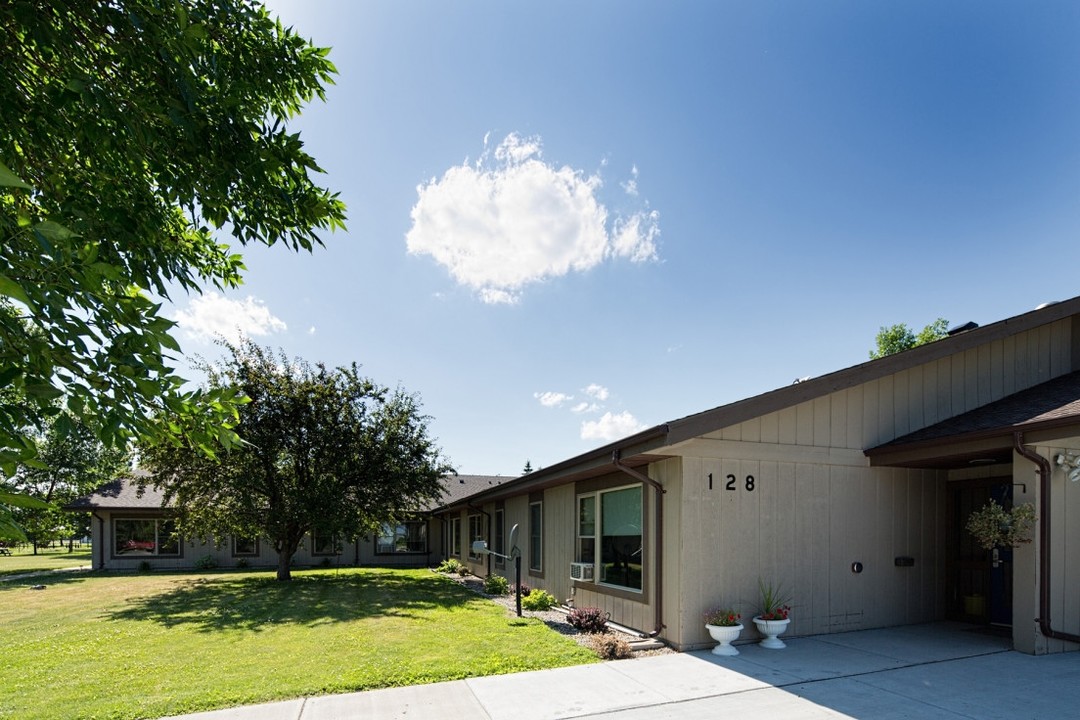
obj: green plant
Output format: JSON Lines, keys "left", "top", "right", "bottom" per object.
{"left": 516, "top": 582, "right": 532, "bottom": 596}
{"left": 235, "top": 558, "right": 250, "bottom": 569}
{"left": 436, "top": 558, "right": 464, "bottom": 574}
{"left": 319, "top": 557, "right": 334, "bottom": 568}
{"left": 194, "top": 555, "right": 218, "bottom": 571}
{"left": 966, "top": 501, "right": 1037, "bottom": 550}
{"left": 757, "top": 578, "right": 791, "bottom": 620}
{"left": 587, "top": 632, "right": 632, "bottom": 660}
{"left": 521, "top": 589, "right": 557, "bottom": 611}
{"left": 703, "top": 607, "right": 741, "bottom": 627}
{"left": 483, "top": 574, "right": 510, "bottom": 595}
{"left": 457, "top": 564, "right": 470, "bottom": 577}
{"left": 568, "top": 607, "right": 609, "bottom": 633}
{"left": 136, "top": 560, "right": 151, "bottom": 573}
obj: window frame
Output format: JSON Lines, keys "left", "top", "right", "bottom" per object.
{"left": 576, "top": 482, "right": 644, "bottom": 594}
{"left": 528, "top": 499, "right": 543, "bottom": 574}
{"left": 112, "top": 516, "right": 182, "bottom": 559}
{"left": 231, "top": 536, "right": 260, "bottom": 557}
{"left": 311, "top": 527, "right": 341, "bottom": 556}
{"left": 493, "top": 506, "right": 505, "bottom": 568}
{"left": 467, "top": 514, "right": 483, "bottom": 560}
{"left": 375, "top": 520, "right": 427, "bottom": 555}
{"left": 449, "top": 515, "right": 462, "bottom": 556}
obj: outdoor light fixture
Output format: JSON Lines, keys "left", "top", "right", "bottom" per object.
{"left": 1054, "top": 452, "right": 1080, "bottom": 482}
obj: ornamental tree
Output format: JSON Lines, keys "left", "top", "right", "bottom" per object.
{"left": 140, "top": 340, "right": 453, "bottom": 581}
{"left": 0, "top": 0, "right": 346, "bottom": 473}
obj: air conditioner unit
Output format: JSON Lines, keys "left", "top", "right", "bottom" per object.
{"left": 570, "top": 562, "right": 595, "bottom": 582}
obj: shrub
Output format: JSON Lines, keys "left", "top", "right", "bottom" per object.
{"left": 588, "top": 632, "right": 632, "bottom": 660}
{"left": 521, "top": 589, "right": 557, "bottom": 611}
{"left": 457, "top": 563, "right": 469, "bottom": 577}
{"left": 136, "top": 560, "right": 151, "bottom": 573}
{"left": 235, "top": 558, "right": 250, "bottom": 569}
{"left": 436, "top": 558, "right": 464, "bottom": 574}
{"left": 568, "top": 606, "right": 609, "bottom": 633}
{"left": 194, "top": 554, "right": 218, "bottom": 570}
{"left": 515, "top": 582, "right": 531, "bottom": 596}
{"left": 319, "top": 557, "right": 333, "bottom": 568}
{"left": 483, "top": 574, "right": 510, "bottom": 595}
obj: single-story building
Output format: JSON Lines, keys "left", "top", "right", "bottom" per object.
{"left": 434, "top": 296, "right": 1080, "bottom": 654}
{"left": 65, "top": 473, "right": 506, "bottom": 571}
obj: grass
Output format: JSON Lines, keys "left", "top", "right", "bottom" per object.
{"left": 0, "top": 544, "right": 91, "bottom": 578}
{"left": 0, "top": 567, "right": 598, "bottom": 720}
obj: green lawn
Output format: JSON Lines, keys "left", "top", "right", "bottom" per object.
{"left": 0, "top": 568, "right": 598, "bottom": 720}
{"left": 0, "top": 544, "right": 91, "bottom": 578}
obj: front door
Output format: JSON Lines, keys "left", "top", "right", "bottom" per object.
{"left": 946, "top": 478, "right": 1014, "bottom": 626}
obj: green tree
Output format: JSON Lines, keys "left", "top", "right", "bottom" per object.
{"left": 522, "top": 460, "right": 533, "bottom": 474}
{"left": 0, "top": 1, "right": 346, "bottom": 474}
{"left": 140, "top": 341, "right": 453, "bottom": 581}
{"left": 6, "top": 413, "right": 130, "bottom": 552}
{"left": 870, "top": 318, "right": 949, "bottom": 359}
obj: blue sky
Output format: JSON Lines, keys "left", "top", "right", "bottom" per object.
{"left": 166, "top": 0, "right": 1080, "bottom": 475}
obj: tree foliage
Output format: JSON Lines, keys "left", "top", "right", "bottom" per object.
{"left": 140, "top": 341, "right": 453, "bottom": 581}
{"left": 870, "top": 318, "right": 949, "bottom": 359}
{"left": 5, "top": 412, "right": 131, "bottom": 549}
{"left": 0, "top": 0, "right": 346, "bottom": 472}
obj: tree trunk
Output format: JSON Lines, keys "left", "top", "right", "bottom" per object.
{"left": 276, "top": 549, "right": 292, "bottom": 581}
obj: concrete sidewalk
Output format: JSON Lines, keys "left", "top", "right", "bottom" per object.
{"left": 170, "top": 623, "right": 1080, "bottom": 719}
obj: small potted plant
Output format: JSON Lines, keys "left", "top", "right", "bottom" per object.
{"left": 965, "top": 500, "right": 1036, "bottom": 550}
{"left": 752, "top": 578, "right": 791, "bottom": 649}
{"left": 703, "top": 606, "right": 743, "bottom": 656}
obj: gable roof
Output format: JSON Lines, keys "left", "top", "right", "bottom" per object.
{"left": 439, "top": 296, "right": 1080, "bottom": 509}
{"left": 865, "top": 371, "right": 1080, "bottom": 467}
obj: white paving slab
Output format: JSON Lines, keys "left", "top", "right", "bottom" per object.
{"left": 466, "top": 663, "right": 668, "bottom": 720}
{"left": 585, "top": 686, "right": 858, "bottom": 720}
{"left": 605, "top": 652, "right": 776, "bottom": 702}
{"left": 301, "top": 680, "right": 489, "bottom": 720}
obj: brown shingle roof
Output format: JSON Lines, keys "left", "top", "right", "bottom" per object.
{"left": 63, "top": 473, "right": 169, "bottom": 511}
{"left": 868, "top": 371, "right": 1080, "bottom": 452}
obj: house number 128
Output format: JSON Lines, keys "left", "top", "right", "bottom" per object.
{"left": 708, "top": 473, "right": 756, "bottom": 491}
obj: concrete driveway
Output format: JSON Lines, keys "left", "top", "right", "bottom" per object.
{"left": 170, "top": 622, "right": 1080, "bottom": 719}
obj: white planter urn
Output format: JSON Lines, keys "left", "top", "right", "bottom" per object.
{"left": 752, "top": 616, "right": 790, "bottom": 649}
{"left": 705, "top": 623, "right": 743, "bottom": 656}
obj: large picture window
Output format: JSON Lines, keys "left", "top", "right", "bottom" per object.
{"left": 377, "top": 521, "right": 427, "bottom": 554}
{"left": 232, "top": 536, "right": 259, "bottom": 557}
{"left": 529, "top": 500, "right": 543, "bottom": 572}
{"left": 576, "top": 485, "right": 643, "bottom": 592}
{"left": 113, "top": 518, "right": 180, "bottom": 557}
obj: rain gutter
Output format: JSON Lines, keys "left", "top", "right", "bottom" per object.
{"left": 1013, "top": 432, "right": 1080, "bottom": 646}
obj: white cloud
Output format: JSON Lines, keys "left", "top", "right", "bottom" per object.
{"left": 308, "top": 326, "right": 317, "bottom": 336}
{"left": 621, "top": 165, "right": 639, "bottom": 196}
{"left": 406, "top": 133, "right": 660, "bottom": 304}
{"left": 581, "top": 411, "right": 648, "bottom": 442}
{"left": 583, "top": 383, "right": 609, "bottom": 401}
{"left": 534, "top": 391, "right": 572, "bottom": 408}
{"left": 174, "top": 293, "right": 286, "bottom": 344}
{"left": 571, "top": 402, "right": 601, "bottom": 414}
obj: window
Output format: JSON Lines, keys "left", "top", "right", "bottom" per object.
{"left": 576, "top": 485, "right": 643, "bottom": 592}
{"left": 529, "top": 500, "right": 543, "bottom": 572}
{"left": 449, "top": 516, "right": 461, "bottom": 556}
{"left": 232, "top": 536, "right": 259, "bottom": 557}
{"left": 467, "top": 514, "right": 483, "bottom": 560}
{"left": 494, "top": 508, "right": 505, "bottom": 567}
{"left": 113, "top": 518, "right": 180, "bottom": 557}
{"left": 311, "top": 527, "right": 341, "bottom": 556}
{"left": 577, "top": 495, "right": 596, "bottom": 563}
{"left": 376, "top": 521, "right": 427, "bottom": 554}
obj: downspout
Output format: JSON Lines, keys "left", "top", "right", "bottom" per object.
{"left": 613, "top": 450, "right": 665, "bottom": 638}
{"left": 468, "top": 504, "right": 493, "bottom": 576}
{"left": 91, "top": 512, "right": 105, "bottom": 570}
{"left": 1013, "top": 432, "right": 1080, "bottom": 645}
